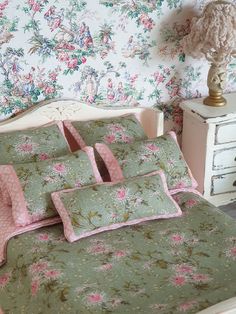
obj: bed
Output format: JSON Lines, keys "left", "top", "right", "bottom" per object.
{"left": 0, "top": 100, "right": 236, "bottom": 314}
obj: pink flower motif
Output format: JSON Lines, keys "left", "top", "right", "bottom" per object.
{"left": 153, "top": 71, "right": 165, "bottom": 84}
{"left": 178, "top": 301, "right": 197, "bottom": 312}
{"left": 87, "top": 292, "right": 104, "bottom": 305}
{"left": 87, "top": 244, "right": 109, "bottom": 255}
{"left": 75, "top": 181, "right": 82, "bottom": 188}
{"left": 114, "top": 250, "right": 127, "bottom": 258}
{"left": 185, "top": 199, "right": 198, "bottom": 208}
{"left": 108, "top": 124, "right": 124, "bottom": 132}
{"left": 111, "top": 212, "right": 118, "bottom": 219}
{"left": 50, "top": 18, "right": 61, "bottom": 31}
{"left": 104, "top": 133, "right": 116, "bottom": 144}
{"left": 171, "top": 275, "right": 186, "bottom": 287}
{"left": 0, "top": 273, "right": 11, "bottom": 288}
{"left": 139, "top": 14, "right": 155, "bottom": 30}
{"left": 56, "top": 43, "right": 75, "bottom": 50}
{"left": 58, "top": 52, "right": 70, "bottom": 62}
{"left": 28, "top": 0, "right": 35, "bottom": 5}
{"left": 38, "top": 233, "right": 49, "bottom": 242}
{"left": 171, "top": 234, "right": 185, "bottom": 245}
{"left": 38, "top": 153, "right": 49, "bottom": 161}
{"left": 49, "top": 72, "right": 58, "bottom": 81}
{"left": 99, "top": 263, "right": 113, "bottom": 271}
{"left": 31, "top": 279, "right": 39, "bottom": 296}
{"left": 226, "top": 246, "right": 236, "bottom": 260}
{"left": 121, "top": 134, "right": 133, "bottom": 143}
{"left": 192, "top": 274, "right": 211, "bottom": 283}
{"left": 18, "top": 143, "right": 33, "bottom": 153}
{"left": 228, "top": 247, "right": 236, "bottom": 259}
{"left": 175, "top": 264, "right": 194, "bottom": 274}
{"left": 44, "top": 85, "right": 55, "bottom": 95}
{"left": 30, "top": 261, "right": 48, "bottom": 274}
{"left": 145, "top": 143, "right": 160, "bottom": 152}
{"left": 174, "top": 181, "right": 186, "bottom": 189}
{"left": 81, "top": 56, "right": 87, "bottom": 64}
{"left": 116, "top": 187, "right": 128, "bottom": 202}
{"left": 44, "top": 270, "right": 61, "bottom": 279}
{"left": 53, "top": 163, "right": 66, "bottom": 174}
{"left": 67, "top": 58, "right": 78, "bottom": 69}
{"left": 107, "top": 94, "right": 115, "bottom": 101}
{"left": 32, "top": 2, "right": 40, "bottom": 12}
{"left": 144, "top": 20, "right": 155, "bottom": 30}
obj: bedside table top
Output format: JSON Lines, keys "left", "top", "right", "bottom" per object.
{"left": 180, "top": 92, "right": 236, "bottom": 123}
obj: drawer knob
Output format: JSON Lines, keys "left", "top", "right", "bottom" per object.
{"left": 233, "top": 181, "right": 236, "bottom": 187}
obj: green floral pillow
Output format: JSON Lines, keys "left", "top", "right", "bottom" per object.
{"left": 0, "top": 122, "right": 70, "bottom": 164}
{"left": 95, "top": 131, "right": 197, "bottom": 193}
{"left": 0, "top": 148, "right": 102, "bottom": 227}
{"left": 51, "top": 171, "right": 182, "bottom": 242}
{"left": 63, "top": 114, "right": 147, "bottom": 148}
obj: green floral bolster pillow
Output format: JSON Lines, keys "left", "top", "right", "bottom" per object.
{"left": 63, "top": 114, "right": 148, "bottom": 148}
{"left": 51, "top": 170, "right": 182, "bottom": 243}
{"left": 95, "top": 131, "right": 198, "bottom": 193}
{"left": 0, "top": 148, "right": 102, "bottom": 227}
{"left": 0, "top": 122, "right": 71, "bottom": 165}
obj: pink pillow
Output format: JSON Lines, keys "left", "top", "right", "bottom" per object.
{"left": 51, "top": 170, "right": 182, "bottom": 243}
{"left": 0, "top": 147, "right": 102, "bottom": 227}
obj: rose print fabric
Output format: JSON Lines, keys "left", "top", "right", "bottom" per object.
{"left": 0, "top": 148, "right": 102, "bottom": 226}
{"left": 96, "top": 131, "right": 197, "bottom": 192}
{"left": 51, "top": 171, "right": 182, "bottom": 242}
{"left": 0, "top": 122, "right": 70, "bottom": 164}
{"left": 64, "top": 114, "right": 147, "bottom": 148}
{"left": 0, "top": 192, "right": 236, "bottom": 313}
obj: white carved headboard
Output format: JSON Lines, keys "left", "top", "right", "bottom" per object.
{"left": 0, "top": 99, "right": 164, "bottom": 138}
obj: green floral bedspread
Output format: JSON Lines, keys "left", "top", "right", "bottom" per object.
{"left": 0, "top": 192, "right": 236, "bottom": 314}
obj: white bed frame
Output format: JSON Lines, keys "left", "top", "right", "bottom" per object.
{"left": 0, "top": 99, "right": 163, "bottom": 137}
{"left": 0, "top": 99, "right": 235, "bottom": 314}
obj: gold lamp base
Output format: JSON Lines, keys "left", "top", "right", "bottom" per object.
{"left": 203, "top": 90, "right": 227, "bottom": 107}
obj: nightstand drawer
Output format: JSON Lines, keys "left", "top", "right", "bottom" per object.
{"left": 213, "top": 147, "right": 236, "bottom": 170}
{"left": 211, "top": 172, "right": 236, "bottom": 195}
{"left": 215, "top": 122, "right": 236, "bottom": 144}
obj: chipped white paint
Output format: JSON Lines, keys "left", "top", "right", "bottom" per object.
{"left": 216, "top": 122, "right": 236, "bottom": 144}
{"left": 212, "top": 172, "right": 236, "bottom": 195}
{"left": 213, "top": 147, "right": 236, "bottom": 170}
{"left": 181, "top": 92, "right": 236, "bottom": 206}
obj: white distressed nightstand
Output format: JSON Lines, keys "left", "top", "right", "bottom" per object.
{"left": 180, "top": 92, "right": 236, "bottom": 206}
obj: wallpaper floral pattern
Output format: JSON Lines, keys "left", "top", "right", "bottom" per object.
{"left": 0, "top": 0, "right": 236, "bottom": 133}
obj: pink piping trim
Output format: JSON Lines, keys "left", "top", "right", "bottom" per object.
{"left": 82, "top": 146, "right": 103, "bottom": 183}
{"left": 63, "top": 120, "right": 86, "bottom": 149}
{"left": 95, "top": 143, "right": 124, "bottom": 181}
{"left": 168, "top": 131, "right": 198, "bottom": 189}
{"left": 52, "top": 170, "right": 182, "bottom": 243}
{"left": 0, "top": 165, "right": 30, "bottom": 227}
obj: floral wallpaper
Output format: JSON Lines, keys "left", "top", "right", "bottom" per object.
{"left": 0, "top": 0, "right": 236, "bottom": 133}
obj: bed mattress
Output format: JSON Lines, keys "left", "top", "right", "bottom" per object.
{"left": 0, "top": 191, "right": 236, "bottom": 314}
